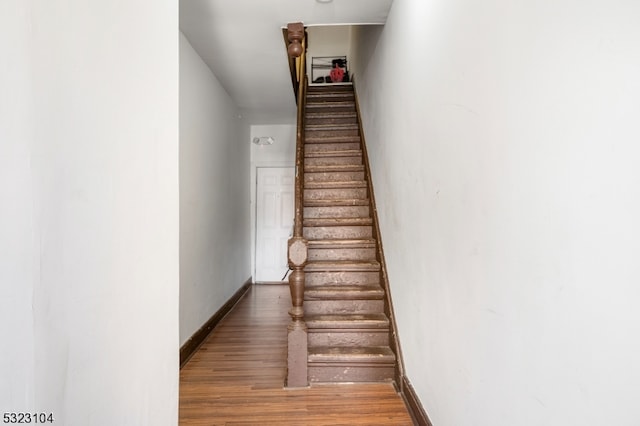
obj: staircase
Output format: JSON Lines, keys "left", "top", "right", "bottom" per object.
{"left": 302, "top": 84, "right": 396, "bottom": 383}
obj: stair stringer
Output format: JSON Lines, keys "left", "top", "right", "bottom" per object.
{"left": 352, "top": 82, "right": 406, "bottom": 389}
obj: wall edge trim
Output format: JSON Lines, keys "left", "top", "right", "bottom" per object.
{"left": 402, "top": 376, "right": 433, "bottom": 426}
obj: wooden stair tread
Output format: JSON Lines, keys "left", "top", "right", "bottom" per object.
{"left": 306, "top": 285, "right": 384, "bottom": 300}
{"left": 304, "top": 164, "right": 364, "bottom": 173}
{"left": 306, "top": 279, "right": 382, "bottom": 288}
{"left": 305, "top": 136, "right": 361, "bottom": 144}
{"left": 306, "top": 111, "right": 357, "bottom": 119}
{"left": 304, "top": 198, "right": 370, "bottom": 207}
{"left": 305, "top": 260, "right": 380, "bottom": 272}
{"left": 307, "top": 90, "right": 354, "bottom": 95}
{"left": 304, "top": 217, "right": 372, "bottom": 227}
{"left": 304, "top": 149, "right": 361, "bottom": 158}
{"left": 307, "top": 85, "right": 354, "bottom": 91}
{"left": 308, "top": 238, "right": 376, "bottom": 248}
{"left": 306, "top": 123, "right": 359, "bottom": 131}
{"left": 306, "top": 313, "right": 389, "bottom": 329}
{"left": 307, "top": 85, "right": 354, "bottom": 93}
{"left": 306, "top": 96, "right": 355, "bottom": 103}
{"left": 308, "top": 346, "right": 395, "bottom": 364}
{"left": 306, "top": 101, "right": 354, "bottom": 108}
{"left": 305, "top": 181, "right": 366, "bottom": 189}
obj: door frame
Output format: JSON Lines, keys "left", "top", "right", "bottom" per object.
{"left": 251, "top": 163, "right": 295, "bottom": 283}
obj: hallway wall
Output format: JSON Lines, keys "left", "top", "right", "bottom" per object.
{"left": 1, "top": 1, "right": 37, "bottom": 411}
{"left": 0, "top": 1, "right": 179, "bottom": 424}
{"left": 180, "top": 34, "right": 251, "bottom": 346}
{"left": 351, "top": 0, "right": 640, "bottom": 424}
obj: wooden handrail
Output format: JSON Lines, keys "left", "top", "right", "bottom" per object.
{"left": 285, "top": 23, "right": 309, "bottom": 388}
{"left": 293, "top": 55, "right": 307, "bottom": 237}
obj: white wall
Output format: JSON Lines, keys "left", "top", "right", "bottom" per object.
{"left": 352, "top": 0, "right": 640, "bottom": 425}
{"left": 249, "top": 124, "right": 296, "bottom": 280}
{"left": 307, "top": 25, "right": 351, "bottom": 82}
{"left": 180, "top": 33, "right": 251, "bottom": 345}
{"left": 250, "top": 125, "right": 296, "bottom": 165}
{"left": 0, "top": 1, "right": 179, "bottom": 425}
{"left": 0, "top": 1, "right": 36, "bottom": 411}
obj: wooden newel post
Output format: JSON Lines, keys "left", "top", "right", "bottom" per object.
{"left": 287, "top": 22, "right": 304, "bottom": 58}
{"left": 286, "top": 236, "right": 308, "bottom": 387}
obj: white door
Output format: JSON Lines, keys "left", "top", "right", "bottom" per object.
{"left": 255, "top": 167, "right": 295, "bottom": 282}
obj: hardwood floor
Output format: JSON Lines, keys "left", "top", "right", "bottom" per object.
{"left": 179, "top": 284, "right": 414, "bottom": 425}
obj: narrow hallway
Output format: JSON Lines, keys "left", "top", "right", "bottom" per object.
{"left": 179, "top": 284, "right": 413, "bottom": 425}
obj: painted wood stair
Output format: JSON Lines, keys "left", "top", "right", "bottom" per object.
{"left": 302, "top": 84, "right": 396, "bottom": 383}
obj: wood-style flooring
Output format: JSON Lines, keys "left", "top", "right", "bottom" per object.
{"left": 179, "top": 284, "right": 414, "bottom": 425}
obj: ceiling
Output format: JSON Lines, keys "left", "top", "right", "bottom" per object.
{"left": 180, "top": 0, "right": 393, "bottom": 123}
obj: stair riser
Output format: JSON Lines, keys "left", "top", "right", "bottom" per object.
{"left": 304, "top": 300, "right": 384, "bottom": 315}
{"left": 305, "top": 271, "right": 380, "bottom": 286}
{"left": 307, "top": 95, "right": 355, "bottom": 103}
{"left": 304, "top": 188, "right": 367, "bottom": 200}
{"left": 305, "top": 156, "right": 362, "bottom": 167}
{"left": 304, "top": 170, "right": 365, "bottom": 183}
{"left": 305, "top": 142, "right": 361, "bottom": 152}
{"left": 306, "top": 139, "right": 361, "bottom": 146}
{"left": 308, "top": 365, "right": 395, "bottom": 383}
{"left": 307, "top": 86, "right": 354, "bottom": 96}
{"left": 308, "top": 247, "right": 376, "bottom": 262}
{"left": 306, "top": 105, "right": 356, "bottom": 114}
{"left": 305, "top": 129, "right": 359, "bottom": 138}
{"left": 306, "top": 116, "right": 357, "bottom": 126}
{"left": 304, "top": 205, "right": 370, "bottom": 219}
{"left": 308, "top": 85, "right": 354, "bottom": 93}
{"left": 304, "top": 225, "right": 372, "bottom": 240}
{"left": 308, "top": 331, "right": 390, "bottom": 347}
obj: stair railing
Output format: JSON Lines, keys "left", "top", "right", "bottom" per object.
{"left": 285, "top": 22, "right": 309, "bottom": 388}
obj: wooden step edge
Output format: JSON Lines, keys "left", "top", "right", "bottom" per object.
{"left": 305, "top": 136, "right": 361, "bottom": 144}
{"left": 304, "top": 164, "right": 365, "bottom": 172}
{"left": 305, "top": 261, "right": 380, "bottom": 272}
{"left": 305, "top": 285, "right": 384, "bottom": 300}
{"left": 304, "top": 150, "right": 362, "bottom": 158}
{"left": 307, "top": 238, "right": 376, "bottom": 248}
{"left": 305, "top": 123, "right": 359, "bottom": 130}
{"left": 305, "top": 281, "right": 383, "bottom": 289}
{"left": 307, "top": 85, "right": 354, "bottom": 93}
{"left": 304, "top": 199, "right": 370, "bottom": 207}
{"left": 307, "top": 90, "right": 354, "bottom": 94}
{"left": 308, "top": 347, "right": 395, "bottom": 364}
{"left": 305, "top": 313, "right": 389, "bottom": 329}
{"left": 304, "top": 292, "right": 384, "bottom": 301}
{"left": 304, "top": 169, "right": 365, "bottom": 175}
{"left": 306, "top": 102, "right": 356, "bottom": 108}
{"left": 304, "top": 174, "right": 366, "bottom": 181}
{"left": 307, "top": 87, "right": 354, "bottom": 93}
{"left": 306, "top": 100, "right": 355, "bottom": 105}
{"left": 306, "top": 95, "right": 355, "bottom": 102}
{"left": 305, "top": 141, "right": 361, "bottom": 146}
{"left": 304, "top": 148, "right": 361, "bottom": 154}
{"left": 305, "top": 133, "right": 360, "bottom": 138}
{"left": 308, "top": 83, "right": 354, "bottom": 88}
{"left": 305, "top": 111, "right": 357, "bottom": 118}
{"left": 305, "top": 181, "right": 367, "bottom": 189}
{"left": 304, "top": 197, "right": 368, "bottom": 204}
{"left": 304, "top": 128, "right": 359, "bottom": 132}
{"left": 304, "top": 218, "right": 373, "bottom": 227}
